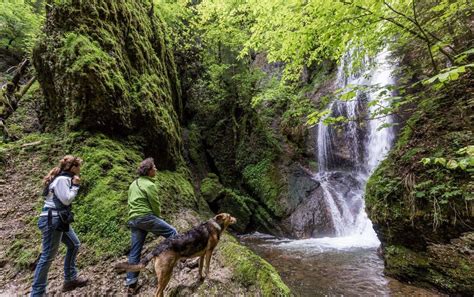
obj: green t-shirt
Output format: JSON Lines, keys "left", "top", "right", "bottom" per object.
{"left": 128, "top": 176, "right": 161, "bottom": 221}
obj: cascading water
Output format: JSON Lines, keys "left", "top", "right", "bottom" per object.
{"left": 365, "top": 50, "right": 396, "bottom": 173}
{"left": 313, "top": 49, "right": 396, "bottom": 244}
{"left": 239, "top": 50, "right": 438, "bottom": 296}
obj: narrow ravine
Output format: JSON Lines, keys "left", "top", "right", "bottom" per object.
{"left": 240, "top": 51, "right": 442, "bottom": 296}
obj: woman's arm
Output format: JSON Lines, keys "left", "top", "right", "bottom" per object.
{"left": 54, "top": 176, "right": 80, "bottom": 206}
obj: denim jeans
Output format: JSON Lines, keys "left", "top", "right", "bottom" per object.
{"left": 125, "top": 214, "right": 177, "bottom": 286}
{"left": 30, "top": 216, "right": 80, "bottom": 297}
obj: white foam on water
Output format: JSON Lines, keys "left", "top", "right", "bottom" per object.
{"left": 312, "top": 48, "right": 396, "bottom": 248}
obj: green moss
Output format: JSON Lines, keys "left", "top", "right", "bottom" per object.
{"left": 6, "top": 239, "right": 41, "bottom": 270}
{"left": 200, "top": 173, "right": 224, "bottom": 203}
{"left": 384, "top": 245, "right": 430, "bottom": 276}
{"left": 383, "top": 238, "right": 474, "bottom": 294}
{"left": 220, "top": 234, "right": 291, "bottom": 296}
{"left": 33, "top": 0, "right": 183, "bottom": 168}
{"left": 217, "top": 189, "right": 253, "bottom": 232}
{"left": 72, "top": 134, "right": 143, "bottom": 263}
{"left": 155, "top": 169, "right": 197, "bottom": 217}
{"left": 242, "top": 158, "right": 285, "bottom": 217}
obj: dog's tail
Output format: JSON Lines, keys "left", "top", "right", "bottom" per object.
{"left": 114, "top": 252, "right": 155, "bottom": 273}
{"left": 114, "top": 262, "right": 145, "bottom": 273}
{"left": 114, "top": 237, "right": 174, "bottom": 273}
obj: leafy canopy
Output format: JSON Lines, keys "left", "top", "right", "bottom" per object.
{"left": 0, "top": 0, "right": 43, "bottom": 55}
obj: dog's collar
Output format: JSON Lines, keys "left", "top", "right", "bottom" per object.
{"left": 209, "top": 219, "right": 222, "bottom": 232}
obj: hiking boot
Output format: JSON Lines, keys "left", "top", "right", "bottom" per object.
{"left": 127, "top": 283, "right": 141, "bottom": 296}
{"left": 62, "top": 276, "right": 89, "bottom": 292}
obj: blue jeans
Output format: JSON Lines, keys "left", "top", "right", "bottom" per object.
{"left": 125, "top": 214, "right": 177, "bottom": 286}
{"left": 30, "top": 216, "right": 80, "bottom": 297}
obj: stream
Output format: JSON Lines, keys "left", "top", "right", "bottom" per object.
{"left": 240, "top": 233, "right": 442, "bottom": 296}
{"left": 241, "top": 50, "right": 443, "bottom": 296}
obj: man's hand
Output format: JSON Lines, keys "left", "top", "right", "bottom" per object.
{"left": 72, "top": 175, "right": 81, "bottom": 186}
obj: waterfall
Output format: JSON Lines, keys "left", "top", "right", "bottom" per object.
{"left": 315, "top": 49, "right": 396, "bottom": 241}
{"left": 365, "top": 50, "right": 396, "bottom": 173}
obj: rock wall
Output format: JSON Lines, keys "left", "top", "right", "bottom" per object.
{"left": 33, "top": 0, "right": 182, "bottom": 169}
{"left": 0, "top": 1, "right": 293, "bottom": 295}
{"left": 365, "top": 76, "right": 473, "bottom": 295}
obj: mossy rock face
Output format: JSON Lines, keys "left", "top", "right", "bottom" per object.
{"left": 200, "top": 173, "right": 224, "bottom": 203}
{"left": 198, "top": 171, "right": 277, "bottom": 233}
{"left": 365, "top": 77, "right": 473, "bottom": 294}
{"left": 383, "top": 233, "right": 474, "bottom": 295}
{"left": 33, "top": 0, "right": 182, "bottom": 169}
{"left": 242, "top": 158, "right": 286, "bottom": 218}
{"left": 155, "top": 169, "right": 199, "bottom": 217}
{"left": 216, "top": 190, "right": 253, "bottom": 233}
{"left": 219, "top": 234, "right": 292, "bottom": 296}
{"left": 203, "top": 117, "right": 241, "bottom": 186}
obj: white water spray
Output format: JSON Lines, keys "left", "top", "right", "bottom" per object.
{"left": 310, "top": 49, "right": 396, "bottom": 250}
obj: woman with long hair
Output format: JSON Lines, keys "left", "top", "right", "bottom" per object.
{"left": 30, "top": 155, "right": 88, "bottom": 296}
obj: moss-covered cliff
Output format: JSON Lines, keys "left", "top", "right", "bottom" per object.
{"left": 182, "top": 51, "right": 330, "bottom": 237}
{"left": 33, "top": 0, "right": 182, "bottom": 169}
{"left": 0, "top": 1, "right": 291, "bottom": 295}
{"left": 365, "top": 76, "right": 473, "bottom": 295}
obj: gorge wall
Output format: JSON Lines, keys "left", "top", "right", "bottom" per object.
{"left": 0, "top": 1, "right": 291, "bottom": 295}
{"left": 366, "top": 75, "right": 473, "bottom": 294}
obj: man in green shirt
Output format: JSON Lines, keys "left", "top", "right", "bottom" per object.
{"left": 125, "top": 158, "right": 177, "bottom": 294}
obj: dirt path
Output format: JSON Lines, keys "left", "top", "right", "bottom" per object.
{"left": 0, "top": 152, "right": 247, "bottom": 296}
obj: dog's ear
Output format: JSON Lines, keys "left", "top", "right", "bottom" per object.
{"left": 214, "top": 213, "right": 226, "bottom": 223}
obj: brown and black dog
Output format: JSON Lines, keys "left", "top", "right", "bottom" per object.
{"left": 115, "top": 213, "right": 236, "bottom": 297}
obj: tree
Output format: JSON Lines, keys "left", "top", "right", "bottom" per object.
{"left": 0, "top": 0, "right": 43, "bottom": 56}
{"left": 239, "top": 0, "right": 472, "bottom": 78}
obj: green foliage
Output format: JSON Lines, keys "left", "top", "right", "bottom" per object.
{"left": 239, "top": 0, "right": 471, "bottom": 79}
{"left": 242, "top": 158, "right": 284, "bottom": 217}
{"left": 0, "top": 0, "right": 43, "bottom": 55}
{"left": 421, "top": 145, "right": 474, "bottom": 172}
{"left": 422, "top": 63, "right": 474, "bottom": 89}
{"left": 33, "top": 0, "right": 183, "bottom": 169}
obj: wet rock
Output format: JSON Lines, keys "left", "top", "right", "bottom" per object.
{"left": 283, "top": 185, "right": 336, "bottom": 238}
{"left": 286, "top": 165, "right": 320, "bottom": 214}
{"left": 283, "top": 170, "right": 366, "bottom": 238}
{"left": 383, "top": 232, "right": 474, "bottom": 295}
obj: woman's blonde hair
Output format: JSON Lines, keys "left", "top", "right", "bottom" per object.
{"left": 43, "top": 155, "right": 83, "bottom": 186}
